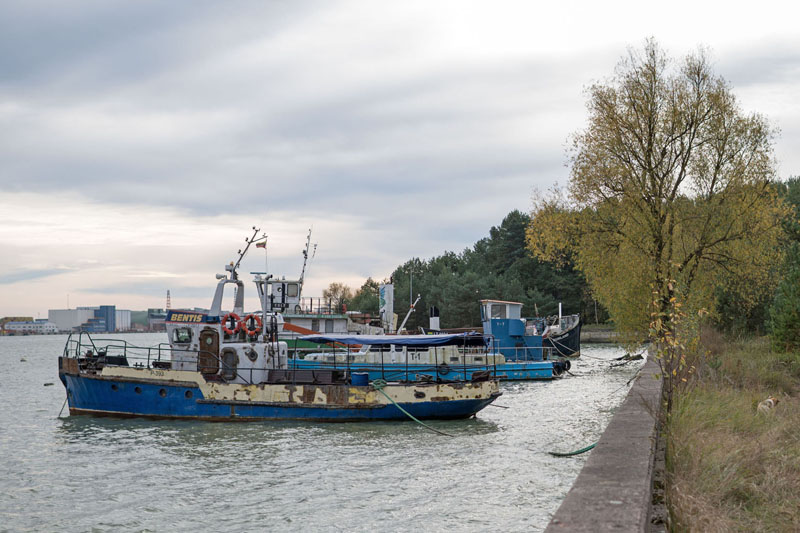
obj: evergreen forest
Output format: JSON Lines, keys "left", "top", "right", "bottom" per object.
{"left": 347, "top": 210, "right": 601, "bottom": 330}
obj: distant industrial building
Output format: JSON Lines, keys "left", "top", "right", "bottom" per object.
{"left": 147, "top": 308, "right": 167, "bottom": 331}
{"left": 48, "top": 309, "right": 95, "bottom": 332}
{"left": 80, "top": 305, "right": 116, "bottom": 333}
{"left": 116, "top": 309, "right": 131, "bottom": 331}
{"left": 2, "top": 318, "right": 58, "bottom": 335}
{"left": 47, "top": 306, "right": 133, "bottom": 333}
{"left": 0, "top": 316, "right": 33, "bottom": 334}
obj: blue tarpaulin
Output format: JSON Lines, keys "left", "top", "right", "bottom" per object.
{"left": 297, "top": 332, "right": 485, "bottom": 347}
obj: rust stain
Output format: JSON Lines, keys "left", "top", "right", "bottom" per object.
{"left": 301, "top": 386, "right": 316, "bottom": 404}
{"left": 430, "top": 396, "right": 450, "bottom": 402}
{"left": 60, "top": 357, "right": 79, "bottom": 376}
{"left": 323, "top": 385, "right": 348, "bottom": 405}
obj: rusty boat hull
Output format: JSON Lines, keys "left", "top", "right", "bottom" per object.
{"left": 58, "top": 358, "right": 501, "bottom": 422}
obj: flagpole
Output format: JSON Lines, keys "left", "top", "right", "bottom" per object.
{"left": 258, "top": 234, "right": 268, "bottom": 339}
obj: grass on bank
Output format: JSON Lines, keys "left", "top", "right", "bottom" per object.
{"left": 666, "top": 332, "right": 800, "bottom": 532}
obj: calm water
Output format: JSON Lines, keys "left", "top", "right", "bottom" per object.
{"left": 0, "top": 333, "right": 642, "bottom": 532}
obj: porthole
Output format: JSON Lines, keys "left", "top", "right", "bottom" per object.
{"left": 159, "top": 388, "right": 167, "bottom": 397}
{"left": 185, "top": 390, "right": 193, "bottom": 399}
{"left": 111, "top": 384, "right": 118, "bottom": 391}
{"left": 135, "top": 386, "right": 142, "bottom": 394}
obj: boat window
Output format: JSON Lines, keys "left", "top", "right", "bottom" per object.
{"left": 491, "top": 305, "right": 506, "bottom": 319}
{"left": 287, "top": 283, "right": 299, "bottom": 297}
{"left": 172, "top": 327, "right": 192, "bottom": 344}
{"left": 311, "top": 319, "right": 320, "bottom": 332}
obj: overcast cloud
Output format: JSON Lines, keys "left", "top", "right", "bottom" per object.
{"left": 1, "top": 0, "right": 799, "bottom": 317}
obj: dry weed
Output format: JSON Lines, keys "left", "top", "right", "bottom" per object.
{"left": 667, "top": 339, "right": 800, "bottom": 532}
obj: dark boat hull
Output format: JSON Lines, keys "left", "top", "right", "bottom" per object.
{"left": 544, "top": 320, "right": 582, "bottom": 357}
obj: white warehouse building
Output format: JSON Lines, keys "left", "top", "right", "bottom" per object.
{"left": 48, "top": 309, "right": 95, "bottom": 332}
{"left": 48, "top": 308, "right": 133, "bottom": 332}
{"left": 116, "top": 309, "right": 131, "bottom": 332}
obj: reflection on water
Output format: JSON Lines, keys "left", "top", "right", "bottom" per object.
{"left": 0, "top": 334, "right": 643, "bottom": 532}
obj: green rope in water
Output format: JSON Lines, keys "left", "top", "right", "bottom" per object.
{"left": 371, "top": 379, "right": 454, "bottom": 437}
{"left": 548, "top": 441, "right": 597, "bottom": 457}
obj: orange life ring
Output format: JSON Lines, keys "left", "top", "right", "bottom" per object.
{"left": 221, "top": 313, "right": 241, "bottom": 335}
{"left": 240, "top": 314, "right": 262, "bottom": 336}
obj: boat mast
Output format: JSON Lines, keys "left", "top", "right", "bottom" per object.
{"left": 298, "top": 228, "right": 316, "bottom": 299}
{"left": 231, "top": 226, "right": 262, "bottom": 279}
{"left": 231, "top": 227, "right": 261, "bottom": 314}
{"left": 397, "top": 294, "right": 421, "bottom": 333}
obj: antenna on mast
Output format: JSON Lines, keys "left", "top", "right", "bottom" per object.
{"left": 229, "top": 226, "right": 261, "bottom": 279}
{"left": 166, "top": 290, "right": 171, "bottom": 310}
{"left": 298, "top": 228, "right": 316, "bottom": 298}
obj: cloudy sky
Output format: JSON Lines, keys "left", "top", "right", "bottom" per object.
{"left": 1, "top": 1, "right": 799, "bottom": 318}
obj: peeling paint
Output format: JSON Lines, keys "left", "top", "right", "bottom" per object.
{"left": 86, "top": 364, "right": 499, "bottom": 408}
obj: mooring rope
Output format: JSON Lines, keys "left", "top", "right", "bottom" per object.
{"left": 548, "top": 441, "right": 597, "bottom": 457}
{"left": 547, "top": 335, "right": 576, "bottom": 357}
{"left": 549, "top": 359, "right": 646, "bottom": 457}
{"left": 577, "top": 353, "right": 610, "bottom": 360}
{"left": 57, "top": 396, "right": 68, "bottom": 418}
{"left": 371, "top": 379, "right": 455, "bottom": 437}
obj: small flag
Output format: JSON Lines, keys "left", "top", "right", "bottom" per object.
{"left": 256, "top": 241, "right": 266, "bottom": 249}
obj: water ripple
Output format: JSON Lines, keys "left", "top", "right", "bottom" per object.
{"left": 0, "top": 334, "right": 642, "bottom": 532}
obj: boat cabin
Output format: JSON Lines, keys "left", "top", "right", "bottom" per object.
{"left": 254, "top": 276, "right": 302, "bottom": 313}
{"left": 165, "top": 267, "right": 288, "bottom": 384}
{"left": 479, "top": 299, "right": 546, "bottom": 361}
{"left": 480, "top": 300, "right": 523, "bottom": 335}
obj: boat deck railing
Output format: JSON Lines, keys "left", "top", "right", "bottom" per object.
{"left": 287, "top": 297, "right": 347, "bottom": 315}
{"left": 491, "top": 344, "right": 556, "bottom": 361}
{"left": 288, "top": 336, "right": 502, "bottom": 383}
{"left": 61, "top": 332, "right": 495, "bottom": 385}
{"left": 289, "top": 359, "right": 496, "bottom": 382}
{"left": 63, "top": 332, "right": 176, "bottom": 367}
{"left": 62, "top": 331, "right": 249, "bottom": 382}
{"left": 292, "top": 343, "right": 557, "bottom": 363}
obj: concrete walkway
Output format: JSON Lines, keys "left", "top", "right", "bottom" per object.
{"left": 546, "top": 355, "right": 663, "bottom": 532}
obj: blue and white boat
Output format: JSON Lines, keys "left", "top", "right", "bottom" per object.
{"left": 291, "top": 299, "right": 572, "bottom": 381}
{"left": 292, "top": 331, "right": 517, "bottom": 379}
{"left": 480, "top": 299, "right": 581, "bottom": 360}
{"left": 57, "top": 230, "right": 501, "bottom": 422}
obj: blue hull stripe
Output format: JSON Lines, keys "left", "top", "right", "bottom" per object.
{"left": 62, "top": 375, "right": 495, "bottom": 421}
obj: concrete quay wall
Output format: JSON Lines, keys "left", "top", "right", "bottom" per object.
{"left": 546, "top": 355, "right": 664, "bottom": 532}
